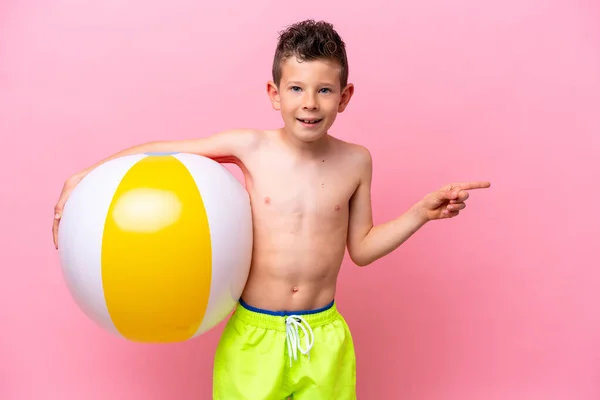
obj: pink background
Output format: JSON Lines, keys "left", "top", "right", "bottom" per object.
{"left": 1, "top": 0, "right": 599, "bottom": 399}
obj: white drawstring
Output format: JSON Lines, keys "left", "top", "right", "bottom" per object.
{"left": 285, "top": 315, "right": 314, "bottom": 367}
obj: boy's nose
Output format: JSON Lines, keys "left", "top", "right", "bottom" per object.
{"left": 302, "top": 94, "right": 319, "bottom": 110}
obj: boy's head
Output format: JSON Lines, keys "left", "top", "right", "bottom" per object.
{"left": 267, "top": 20, "right": 354, "bottom": 144}
{"left": 271, "top": 19, "right": 349, "bottom": 89}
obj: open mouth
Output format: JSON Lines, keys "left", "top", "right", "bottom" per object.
{"left": 296, "top": 118, "right": 323, "bottom": 125}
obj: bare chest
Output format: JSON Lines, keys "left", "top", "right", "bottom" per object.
{"left": 248, "top": 162, "right": 358, "bottom": 219}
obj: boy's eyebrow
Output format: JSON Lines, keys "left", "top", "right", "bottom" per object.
{"left": 285, "top": 80, "right": 338, "bottom": 87}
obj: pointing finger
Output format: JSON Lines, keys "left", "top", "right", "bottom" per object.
{"left": 453, "top": 181, "right": 491, "bottom": 191}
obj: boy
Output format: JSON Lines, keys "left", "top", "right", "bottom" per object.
{"left": 52, "top": 19, "right": 489, "bottom": 399}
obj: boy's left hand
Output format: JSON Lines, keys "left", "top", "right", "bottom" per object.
{"left": 416, "top": 181, "right": 491, "bottom": 222}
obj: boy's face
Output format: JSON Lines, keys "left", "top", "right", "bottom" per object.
{"left": 267, "top": 57, "right": 354, "bottom": 144}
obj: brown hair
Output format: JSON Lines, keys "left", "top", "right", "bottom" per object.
{"left": 272, "top": 19, "right": 349, "bottom": 88}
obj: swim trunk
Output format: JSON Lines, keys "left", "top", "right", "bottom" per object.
{"left": 213, "top": 299, "right": 356, "bottom": 399}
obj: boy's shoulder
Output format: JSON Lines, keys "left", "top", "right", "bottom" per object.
{"left": 331, "top": 136, "right": 372, "bottom": 166}
{"left": 230, "top": 128, "right": 277, "bottom": 144}
{"left": 216, "top": 128, "right": 265, "bottom": 150}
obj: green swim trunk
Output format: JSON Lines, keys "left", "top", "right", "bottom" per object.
{"left": 213, "top": 299, "right": 356, "bottom": 399}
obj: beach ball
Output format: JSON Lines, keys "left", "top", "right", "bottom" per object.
{"left": 57, "top": 152, "right": 253, "bottom": 343}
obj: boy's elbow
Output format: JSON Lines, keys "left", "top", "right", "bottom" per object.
{"left": 354, "top": 259, "right": 371, "bottom": 267}
{"left": 348, "top": 248, "right": 373, "bottom": 267}
{"left": 347, "top": 226, "right": 375, "bottom": 267}
{"left": 353, "top": 257, "right": 373, "bottom": 267}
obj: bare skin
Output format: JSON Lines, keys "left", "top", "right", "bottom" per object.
{"left": 52, "top": 57, "right": 490, "bottom": 312}
{"left": 238, "top": 129, "right": 370, "bottom": 311}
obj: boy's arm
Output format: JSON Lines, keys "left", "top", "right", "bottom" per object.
{"left": 70, "top": 129, "right": 257, "bottom": 181}
{"left": 346, "top": 148, "right": 427, "bottom": 267}
{"left": 346, "top": 148, "right": 491, "bottom": 266}
{"left": 53, "top": 129, "right": 259, "bottom": 248}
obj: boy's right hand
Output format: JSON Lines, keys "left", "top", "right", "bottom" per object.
{"left": 53, "top": 174, "right": 83, "bottom": 249}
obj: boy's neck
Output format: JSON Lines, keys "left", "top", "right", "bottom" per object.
{"left": 277, "top": 127, "right": 332, "bottom": 159}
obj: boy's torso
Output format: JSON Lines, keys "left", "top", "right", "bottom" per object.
{"left": 233, "top": 129, "right": 365, "bottom": 312}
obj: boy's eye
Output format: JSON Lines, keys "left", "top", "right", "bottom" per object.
{"left": 289, "top": 86, "right": 332, "bottom": 93}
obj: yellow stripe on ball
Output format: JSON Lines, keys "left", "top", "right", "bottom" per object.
{"left": 101, "top": 155, "right": 212, "bottom": 342}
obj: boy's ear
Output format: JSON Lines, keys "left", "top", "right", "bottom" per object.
{"left": 266, "top": 81, "right": 281, "bottom": 111}
{"left": 338, "top": 83, "right": 355, "bottom": 113}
